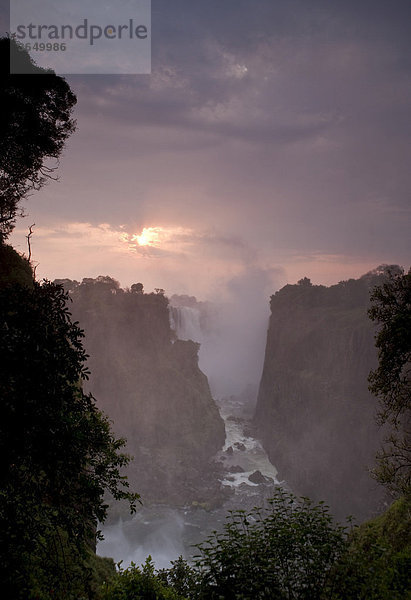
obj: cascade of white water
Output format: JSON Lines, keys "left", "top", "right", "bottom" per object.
{"left": 169, "top": 305, "right": 203, "bottom": 342}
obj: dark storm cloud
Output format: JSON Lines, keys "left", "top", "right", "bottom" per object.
{"left": 68, "top": 0, "right": 411, "bottom": 201}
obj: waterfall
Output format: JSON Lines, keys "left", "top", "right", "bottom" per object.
{"left": 169, "top": 305, "right": 203, "bottom": 342}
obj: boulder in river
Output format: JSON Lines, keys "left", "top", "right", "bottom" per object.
{"left": 248, "top": 470, "right": 268, "bottom": 484}
{"left": 234, "top": 442, "right": 246, "bottom": 451}
{"left": 228, "top": 465, "right": 245, "bottom": 473}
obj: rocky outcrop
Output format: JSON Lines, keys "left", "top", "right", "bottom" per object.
{"left": 59, "top": 277, "right": 226, "bottom": 506}
{"left": 254, "top": 272, "right": 389, "bottom": 521}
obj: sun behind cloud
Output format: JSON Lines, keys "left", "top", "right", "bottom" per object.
{"left": 127, "top": 226, "right": 194, "bottom": 251}
{"left": 133, "top": 227, "right": 162, "bottom": 247}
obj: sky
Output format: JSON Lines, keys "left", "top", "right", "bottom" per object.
{"left": 3, "top": 0, "right": 411, "bottom": 302}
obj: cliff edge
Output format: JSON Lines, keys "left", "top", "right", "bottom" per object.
{"left": 254, "top": 272, "right": 389, "bottom": 521}
{"left": 57, "top": 277, "right": 226, "bottom": 506}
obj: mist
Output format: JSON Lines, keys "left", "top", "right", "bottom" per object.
{"left": 98, "top": 510, "right": 186, "bottom": 570}
{"left": 173, "top": 266, "right": 282, "bottom": 399}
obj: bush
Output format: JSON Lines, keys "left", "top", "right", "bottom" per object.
{"left": 192, "top": 490, "right": 348, "bottom": 600}
{"left": 101, "top": 557, "right": 186, "bottom": 600}
{"left": 331, "top": 497, "right": 411, "bottom": 600}
{"left": 158, "top": 556, "right": 200, "bottom": 599}
{"left": 99, "top": 493, "right": 411, "bottom": 599}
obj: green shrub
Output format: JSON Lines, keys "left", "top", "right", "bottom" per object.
{"left": 101, "top": 557, "right": 186, "bottom": 600}
{"left": 99, "top": 494, "right": 411, "bottom": 599}
{"left": 331, "top": 497, "right": 411, "bottom": 600}
{"left": 158, "top": 556, "right": 200, "bottom": 599}
{"left": 192, "top": 490, "right": 348, "bottom": 600}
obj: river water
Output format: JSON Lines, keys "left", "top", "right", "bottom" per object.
{"left": 97, "top": 393, "right": 282, "bottom": 569}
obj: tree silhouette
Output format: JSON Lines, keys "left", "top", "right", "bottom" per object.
{"left": 0, "top": 281, "right": 139, "bottom": 598}
{"left": 368, "top": 266, "right": 411, "bottom": 497}
{"left": 0, "top": 38, "right": 76, "bottom": 240}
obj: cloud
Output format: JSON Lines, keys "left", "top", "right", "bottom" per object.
{"left": 11, "top": 220, "right": 276, "bottom": 295}
{"left": 6, "top": 0, "right": 410, "bottom": 295}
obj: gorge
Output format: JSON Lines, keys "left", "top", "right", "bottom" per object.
{"left": 254, "top": 271, "right": 389, "bottom": 522}
{"left": 56, "top": 269, "right": 390, "bottom": 567}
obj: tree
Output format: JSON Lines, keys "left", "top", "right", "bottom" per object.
{"left": 131, "top": 282, "right": 144, "bottom": 294}
{"left": 0, "top": 38, "right": 76, "bottom": 240}
{"left": 297, "top": 277, "right": 312, "bottom": 286}
{"left": 193, "top": 490, "right": 348, "bottom": 600}
{"left": 368, "top": 266, "right": 411, "bottom": 497}
{"left": 0, "top": 280, "right": 139, "bottom": 598}
{"left": 0, "top": 242, "right": 33, "bottom": 286}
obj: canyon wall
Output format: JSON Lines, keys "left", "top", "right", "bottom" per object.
{"left": 57, "top": 277, "right": 225, "bottom": 506}
{"left": 254, "top": 272, "right": 388, "bottom": 521}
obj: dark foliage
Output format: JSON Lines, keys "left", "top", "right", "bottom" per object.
{"left": 0, "top": 243, "right": 33, "bottom": 287}
{"left": 0, "top": 37, "right": 76, "bottom": 239}
{"left": 101, "top": 556, "right": 185, "bottom": 600}
{"left": 368, "top": 266, "right": 411, "bottom": 497}
{"left": 158, "top": 556, "right": 200, "bottom": 598}
{"left": 192, "top": 490, "right": 348, "bottom": 600}
{"left": 100, "top": 494, "right": 411, "bottom": 600}
{"left": 331, "top": 497, "right": 411, "bottom": 600}
{"left": 0, "top": 281, "right": 139, "bottom": 598}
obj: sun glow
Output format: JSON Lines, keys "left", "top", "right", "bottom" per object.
{"left": 123, "top": 225, "right": 194, "bottom": 254}
{"left": 132, "top": 227, "right": 162, "bottom": 247}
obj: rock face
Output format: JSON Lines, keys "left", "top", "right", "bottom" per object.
{"left": 59, "top": 277, "right": 226, "bottom": 506}
{"left": 254, "top": 273, "right": 388, "bottom": 521}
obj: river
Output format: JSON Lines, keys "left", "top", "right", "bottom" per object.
{"left": 97, "top": 393, "right": 282, "bottom": 569}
